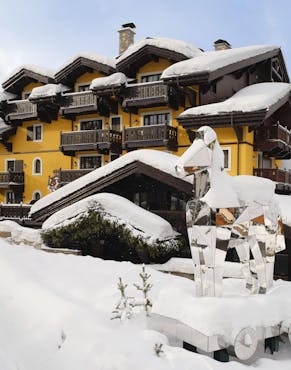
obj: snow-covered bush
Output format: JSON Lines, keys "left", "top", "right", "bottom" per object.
{"left": 41, "top": 194, "right": 185, "bottom": 263}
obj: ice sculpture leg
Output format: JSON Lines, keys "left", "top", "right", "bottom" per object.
{"left": 234, "top": 240, "right": 254, "bottom": 292}
{"left": 249, "top": 235, "right": 267, "bottom": 294}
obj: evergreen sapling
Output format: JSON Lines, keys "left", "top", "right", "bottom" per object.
{"left": 111, "top": 277, "right": 134, "bottom": 321}
{"left": 134, "top": 264, "right": 153, "bottom": 316}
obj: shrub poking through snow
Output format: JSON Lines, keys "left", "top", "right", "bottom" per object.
{"left": 111, "top": 277, "right": 134, "bottom": 321}
{"left": 41, "top": 194, "right": 184, "bottom": 263}
{"left": 134, "top": 264, "right": 153, "bottom": 316}
{"left": 154, "top": 343, "right": 164, "bottom": 357}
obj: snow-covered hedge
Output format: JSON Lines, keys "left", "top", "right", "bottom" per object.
{"left": 41, "top": 194, "right": 186, "bottom": 263}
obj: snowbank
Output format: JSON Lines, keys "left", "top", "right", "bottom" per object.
{"left": 56, "top": 52, "right": 116, "bottom": 75}
{"left": 90, "top": 72, "right": 128, "bottom": 90}
{"left": 0, "top": 220, "right": 43, "bottom": 247}
{"left": 179, "top": 83, "right": 291, "bottom": 118}
{"left": 42, "top": 193, "right": 179, "bottom": 243}
{"left": 29, "top": 84, "right": 70, "bottom": 100}
{"left": 117, "top": 37, "right": 202, "bottom": 63}
{"left": 0, "top": 239, "right": 290, "bottom": 369}
{"left": 30, "top": 150, "right": 192, "bottom": 215}
{"left": 275, "top": 194, "right": 291, "bottom": 227}
{"left": 0, "top": 90, "right": 17, "bottom": 102}
{"left": 162, "top": 45, "right": 278, "bottom": 79}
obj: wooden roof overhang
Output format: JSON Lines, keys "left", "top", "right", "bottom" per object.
{"left": 163, "top": 48, "right": 287, "bottom": 86}
{"left": 31, "top": 160, "right": 192, "bottom": 222}
{"left": 116, "top": 45, "right": 189, "bottom": 78}
{"left": 177, "top": 110, "right": 267, "bottom": 129}
{"left": 2, "top": 69, "right": 55, "bottom": 94}
{"left": 55, "top": 57, "right": 116, "bottom": 86}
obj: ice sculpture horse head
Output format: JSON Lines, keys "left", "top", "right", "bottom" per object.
{"left": 176, "top": 126, "right": 285, "bottom": 297}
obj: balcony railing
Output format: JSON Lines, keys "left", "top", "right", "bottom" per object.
{"left": 53, "top": 169, "right": 93, "bottom": 185}
{"left": 60, "top": 129, "right": 122, "bottom": 154}
{"left": 254, "top": 124, "right": 291, "bottom": 159}
{"left": 124, "top": 124, "right": 177, "bottom": 150}
{"left": 123, "top": 81, "right": 168, "bottom": 108}
{"left": 60, "top": 91, "right": 97, "bottom": 115}
{"left": 6, "top": 100, "right": 37, "bottom": 121}
{"left": 253, "top": 168, "right": 291, "bottom": 184}
{"left": 0, "top": 172, "right": 24, "bottom": 189}
{"left": 0, "top": 203, "right": 31, "bottom": 219}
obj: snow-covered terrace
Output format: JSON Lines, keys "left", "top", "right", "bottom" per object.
{"left": 177, "top": 82, "right": 291, "bottom": 128}
{"left": 90, "top": 72, "right": 128, "bottom": 93}
{"left": 161, "top": 45, "right": 282, "bottom": 84}
{"left": 29, "top": 83, "right": 70, "bottom": 101}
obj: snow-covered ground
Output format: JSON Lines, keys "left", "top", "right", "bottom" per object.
{"left": 1, "top": 236, "right": 291, "bottom": 370}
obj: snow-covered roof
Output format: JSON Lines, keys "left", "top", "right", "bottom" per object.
{"left": 42, "top": 193, "right": 179, "bottom": 243}
{"left": 2, "top": 64, "right": 55, "bottom": 84}
{"left": 0, "top": 118, "right": 12, "bottom": 134}
{"left": 161, "top": 45, "right": 280, "bottom": 81}
{"left": 180, "top": 82, "right": 291, "bottom": 119}
{"left": 117, "top": 37, "right": 203, "bottom": 63}
{"left": 0, "top": 90, "right": 17, "bottom": 102}
{"left": 29, "top": 84, "right": 70, "bottom": 100}
{"left": 30, "top": 150, "right": 192, "bottom": 216}
{"left": 55, "top": 52, "right": 116, "bottom": 76}
{"left": 90, "top": 72, "right": 127, "bottom": 90}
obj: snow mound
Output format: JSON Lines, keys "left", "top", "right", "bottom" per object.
{"left": 56, "top": 52, "right": 116, "bottom": 75}
{"left": 275, "top": 194, "right": 291, "bottom": 227}
{"left": 90, "top": 72, "right": 128, "bottom": 90}
{"left": 42, "top": 193, "right": 179, "bottom": 244}
{"left": 29, "top": 84, "right": 70, "bottom": 100}
{"left": 179, "top": 82, "right": 291, "bottom": 118}
{"left": 162, "top": 45, "right": 279, "bottom": 79}
{"left": 30, "top": 149, "right": 192, "bottom": 215}
{"left": 117, "top": 37, "right": 202, "bottom": 63}
{"left": 0, "top": 220, "right": 43, "bottom": 247}
{"left": 0, "top": 90, "right": 17, "bottom": 102}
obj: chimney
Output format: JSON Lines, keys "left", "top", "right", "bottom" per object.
{"left": 214, "top": 39, "right": 231, "bottom": 51}
{"left": 118, "top": 23, "right": 136, "bottom": 55}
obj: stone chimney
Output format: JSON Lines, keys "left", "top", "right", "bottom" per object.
{"left": 118, "top": 23, "right": 136, "bottom": 55}
{"left": 214, "top": 39, "right": 231, "bottom": 51}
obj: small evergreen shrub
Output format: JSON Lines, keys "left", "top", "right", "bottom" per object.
{"left": 41, "top": 205, "right": 186, "bottom": 263}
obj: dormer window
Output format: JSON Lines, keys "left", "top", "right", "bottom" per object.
{"left": 77, "top": 84, "right": 90, "bottom": 92}
{"left": 140, "top": 73, "right": 161, "bottom": 83}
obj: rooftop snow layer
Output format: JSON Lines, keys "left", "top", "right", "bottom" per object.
{"left": 0, "top": 119, "right": 12, "bottom": 134}
{"left": 179, "top": 82, "right": 291, "bottom": 118}
{"left": 117, "top": 37, "right": 202, "bottom": 63}
{"left": 42, "top": 193, "right": 179, "bottom": 243}
{"left": 55, "top": 52, "right": 116, "bottom": 75}
{"left": 90, "top": 72, "right": 127, "bottom": 90}
{"left": 0, "top": 90, "right": 17, "bottom": 102}
{"left": 161, "top": 45, "right": 279, "bottom": 80}
{"left": 2, "top": 64, "right": 55, "bottom": 84}
{"left": 30, "top": 150, "right": 192, "bottom": 215}
{"left": 29, "top": 84, "right": 70, "bottom": 100}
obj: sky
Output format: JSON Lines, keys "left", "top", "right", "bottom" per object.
{"left": 0, "top": 0, "right": 291, "bottom": 83}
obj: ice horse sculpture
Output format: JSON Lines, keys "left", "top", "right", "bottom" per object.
{"left": 176, "top": 126, "right": 285, "bottom": 297}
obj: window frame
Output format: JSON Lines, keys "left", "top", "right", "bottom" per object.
{"left": 222, "top": 147, "right": 231, "bottom": 171}
{"left": 33, "top": 124, "right": 43, "bottom": 142}
{"left": 110, "top": 115, "right": 122, "bottom": 131}
{"left": 32, "top": 157, "right": 42, "bottom": 175}
{"left": 32, "top": 190, "right": 42, "bottom": 201}
{"left": 5, "top": 158, "right": 16, "bottom": 172}
{"left": 76, "top": 83, "right": 91, "bottom": 92}
{"left": 78, "top": 154, "right": 103, "bottom": 170}
{"left": 141, "top": 110, "right": 172, "bottom": 126}
{"left": 138, "top": 71, "right": 163, "bottom": 83}
{"left": 78, "top": 118, "right": 104, "bottom": 131}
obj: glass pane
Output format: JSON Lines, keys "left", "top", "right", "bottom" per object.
{"left": 80, "top": 156, "right": 102, "bottom": 169}
{"left": 78, "top": 84, "right": 90, "bottom": 92}
{"left": 6, "top": 160, "right": 15, "bottom": 172}
{"left": 80, "top": 120, "right": 103, "bottom": 130}
{"left": 141, "top": 74, "right": 161, "bottom": 83}
{"left": 111, "top": 117, "right": 121, "bottom": 131}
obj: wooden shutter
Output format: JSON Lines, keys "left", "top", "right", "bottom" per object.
{"left": 14, "top": 160, "right": 23, "bottom": 172}
{"left": 26, "top": 126, "right": 33, "bottom": 141}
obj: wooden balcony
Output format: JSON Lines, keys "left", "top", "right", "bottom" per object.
{"left": 253, "top": 168, "right": 291, "bottom": 194}
{"left": 124, "top": 124, "right": 178, "bottom": 151}
{"left": 254, "top": 124, "right": 291, "bottom": 159}
{"left": 6, "top": 99, "right": 37, "bottom": 121}
{"left": 60, "top": 129, "right": 122, "bottom": 155}
{"left": 0, "top": 172, "right": 24, "bottom": 190}
{"left": 0, "top": 203, "right": 31, "bottom": 220}
{"left": 123, "top": 81, "right": 169, "bottom": 109}
{"left": 53, "top": 169, "right": 93, "bottom": 186}
{"left": 60, "top": 91, "right": 97, "bottom": 116}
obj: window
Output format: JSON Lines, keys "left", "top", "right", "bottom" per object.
{"left": 143, "top": 112, "right": 170, "bottom": 126}
{"left": 110, "top": 116, "right": 121, "bottom": 131}
{"left": 27, "top": 124, "right": 43, "bottom": 141}
{"left": 6, "top": 191, "right": 15, "bottom": 204}
{"left": 78, "top": 84, "right": 90, "bottom": 92}
{"left": 6, "top": 160, "right": 15, "bottom": 172}
{"left": 222, "top": 148, "right": 231, "bottom": 170}
{"left": 31, "top": 191, "right": 41, "bottom": 203}
{"left": 80, "top": 119, "right": 103, "bottom": 130}
{"left": 79, "top": 155, "right": 102, "bottom": 169}
{"left": 140, "top": 73, "right": 161, "bottom": 83}
{"left": 23, "top": 92, "right": 31, "bottom": 99}
{"left": 110, "top": 153, "right": 120, "bottom": 162}
{"left": 33, "top": 158, "right": 42, "bottom": 175}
